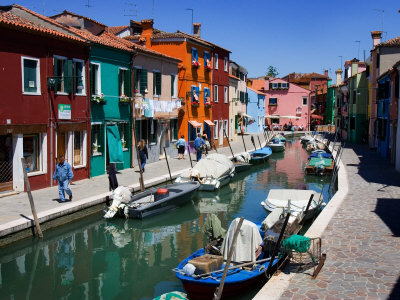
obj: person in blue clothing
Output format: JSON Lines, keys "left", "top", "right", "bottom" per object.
{"left": 194, "top": 133, "right": 205, "bottom": 161}
{"left": 53, "top": 155, "right": 73, "bottom": 202}
{"left": 176, "top": 135, "right": 186, "bottom": 159}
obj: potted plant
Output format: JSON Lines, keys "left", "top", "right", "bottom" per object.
{"left": 192, "top": 59, "right": 200, "bottom": 68}
{"left": 205, "top": 59, "right": 212, "bottom": 70}
{"left": 204, "top": 97, "right": 212, "bottom": 107}
{"left": 91, "top": 93, "right": 105, "bottom": 104}
{"left": 119, "top": 94, "right": 131, "bottom": 103}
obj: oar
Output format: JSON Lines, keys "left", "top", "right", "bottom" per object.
{"left": 214, "top": 217, "right": 244, "bottom": 300}
{"left": 163, "top": 147, "right": 173, "bottom": 184}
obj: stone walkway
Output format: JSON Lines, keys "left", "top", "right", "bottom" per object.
{"left": 280, "top": 145, "right": 400, "bottom": 300}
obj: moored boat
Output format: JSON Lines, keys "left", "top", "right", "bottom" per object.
{"left": 267, "top": 138, "right": 285, "bottom": 152}
{"left": 249, "top": 147, "right": 272, "bottom": 164}
{"left": 305, "top": 156, "right": 334, "bottom": 175}
{"left": 231, "top": 152, "right": 252, "bottom": 173}
{"left": 103, "top": 182, "right": 200, "bottom": 219}
{"left": 175, "top": 153, "right": 235, "bottom": 191}
{"left": 300, "top": 133, "right": 314, "bottom": 144}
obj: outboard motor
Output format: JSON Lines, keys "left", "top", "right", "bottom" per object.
{"left": 104, "top": 186, "right": 132, "bottom": 219}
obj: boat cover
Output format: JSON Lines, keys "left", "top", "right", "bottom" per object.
{"left": 264, "top": 189, "right": 320, "bottom": 212}
{"left": 202, "top": 213, "right": 226, "bottom": 240}
{"left": 181, "top": 153, "right": 234, "bottom": 179}
{"left": 261, "top": 207, "right": 285, "bottom": 231}
{"left": 308, "top": 157, "right": 332, "bottom": 167}
{"left": 221, "top": 218, "right": 262, "bottom": 262}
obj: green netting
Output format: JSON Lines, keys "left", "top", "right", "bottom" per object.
{"left": 154, "top": 291, "right": 187, "bottom": 300}
{"left": 282, "top": 235, "right": 311, "bottom": 253}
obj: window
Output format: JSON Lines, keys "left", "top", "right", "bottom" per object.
{"left": 171, "top": 74, "right": 177, "bottom": 98}
{"left": 191, "top": 48, "right": 199, "bottom": 66}
{"left": 224, "top": 86, "right": 228, "bottom": 103}
{"left": 214, "top": 53, "right": 218, "bottom": 69}
{"left": 73, "top": 59, "right": 85, "bottom": 95}
{"left": 191, "top": 86, "right": 200, "bottom": 104}
{"left": 119, "top": 68, "right": 131, "bottom": 98}
{"left": 271, "top": 83, "right": 279, "bottom": 89}
{"left": 350, "top": 117, "right": 356, "bottom": 130}
{"left": 73, "top": 131, "right": 84, "bottom": 166}
{"left": 302, "top": 97, "right": 308, "bottom": 106}
{"left": 153, "top": 71, "right": 161, "bottom": 96}
{"left": 54, "top": 56, "right": 72, "bottom": 94}
{"left": 136, "top": 119, "right": 157, "bottom": 144}
{"left": 213, "top": 120, "right": 218, "bottom": 139}
{"left": 214, "top": 85, "right": 218, "bottom": 102}
{"left": 204, "top": 52, "right": 211, "bottom": 69}
{"left": 240, "top": 91, "right": 245, "bottom": 103}
{"left": 224, "top": 120, "right": 228, "bottom": 138}
{"left": 22, "top": 57, "right": 40, "bottom": 94}
{"left": 119, "top": 122, "right": 129, "bottom": 150}
{"left": 271, "top": 118, "right": 280, "bottom": 124}
{"left": 23, "top": 134, "right": 41, "bottom": 173}
{"left": 352, "top": 90, "right": 357, "bottom": 105}
{"left": 269, "top": 98, "right": 278, "bottom": 106}
{"left": 224, "top": 57, "right": 228, "bottom": 72}
{"left": 188, "top": 123, "right": 202, "bottom": 141}
{"left": 204, "top": 88, "right": 211, "bottom": 105}
{"left": 170, "top": 119, "right": 178, "bottom": 141}
{"left": 91, "top": 123, "right": 103, "bottom": 156}
{"left": 90, "top": 63, "right": 101, "bottom": 95}
{"left": 280, "top": 82, "right": 289, "bottom": 89}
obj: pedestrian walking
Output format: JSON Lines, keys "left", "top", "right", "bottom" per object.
{"left": 176, "top": 135, "right": 186, "bottom": 159}
{"left": 194, "top": 133, "right": 205, "bottom": 161}
{"left": 138, "top": 139, "right": 148, "bottom": 172}
{"left": 53, "top": 155, "right": 73, "bottom": 202}
{"left": 107, "top": 163, "right": 118, "bottom": 191}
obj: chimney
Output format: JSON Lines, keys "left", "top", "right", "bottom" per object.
{"left": 141, "top": 19, "right": 153, "bottom": 47}
{"left": 335, "top": 69, "right": 343, "bottom": 85}
{"left": 371, "top": 31, "right": 382, "bottom": 48}
{"left": 193, "top": 23, "right": 201, "bottom": 38}
{"left": 324, "top": 70, "right": 328, "bottom": 77}
{"left": 351, "top": 58, "right": 359, "bottom": 76}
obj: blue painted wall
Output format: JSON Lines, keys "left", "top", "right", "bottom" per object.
{"left": 246, "top": 89, "right": 265, "bottom": 133}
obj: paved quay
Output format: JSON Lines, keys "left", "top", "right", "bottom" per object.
{"left": 0, "top": 132, "right": 272, "bottom": 239}
{"left": 255, "top": 144, "right": 400, "bottom": 300}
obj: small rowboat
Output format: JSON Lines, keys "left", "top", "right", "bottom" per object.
{"left": 249, "top": 147, "right": 272, "bottom": 164}
{"left": 305, "top": 157, "right": 334, "bottom": 175}
{"left": 267, "top": 138, "right": 285, "bottom": 152}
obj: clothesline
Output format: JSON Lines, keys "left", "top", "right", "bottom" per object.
{"left": 135, "top": 99, "right": 182, "bottom": 117}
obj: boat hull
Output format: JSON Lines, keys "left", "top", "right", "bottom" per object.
{"left": 233, "top": 162, "right": 252, "bottom": 173}
{"left": 267, "top": 144, "right": 285, "bottom": 152}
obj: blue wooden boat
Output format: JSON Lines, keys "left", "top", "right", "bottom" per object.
{"left": 308, "top": 152, "right": 333, "bottom": 159}
{"left": 249, "top": 147, "right": 272, "bottom": 164}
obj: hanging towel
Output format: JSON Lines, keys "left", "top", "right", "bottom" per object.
{"left": 144, "top": 98, "right": 153, "bottom": 118}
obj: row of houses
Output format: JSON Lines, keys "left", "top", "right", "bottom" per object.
{"left": 0, "top": 5, "right": 257, "bottom": 193}
{"left": 326, "top": 30, "right": 400, "bottom": 172}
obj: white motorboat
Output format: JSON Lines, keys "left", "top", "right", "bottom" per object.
{"left": 267, "top": 138, "right": 285, "bottom": 152}
{"left": 261, "top": 189, "right": 322, "bottom": 220}
{"left": 300, "top": 134, "right": 314, "bottom": 144}
{"left": 175, "top": 153, "right": 235, "bottom": 191}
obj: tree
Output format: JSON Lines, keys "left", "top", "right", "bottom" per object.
{"left": 266, "top": 65, "right": 279, "bottom": 77}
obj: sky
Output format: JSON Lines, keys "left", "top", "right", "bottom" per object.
{"left": 9, "top": 0, "right": 400, "bottom": 81}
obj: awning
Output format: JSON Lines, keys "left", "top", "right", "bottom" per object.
{"left": 311, "top": 114, "right": 324, "bottom": 120}
{"left": 265, "top": 115, "right": 280, "bottom": 119}
{"left": 188, "top": 120, "right": 202, "bottom": 128}
{"left": 280, "top": 116, "right": 301, "bottom": 119}
{"left": 241, "top": 113, "right": 254, "bottom": 121}
{"left": 204, "top": 120, "right": 215, "bottom": 126}
{"left": 106, "top": 125, "right": 124, "bottom": 163}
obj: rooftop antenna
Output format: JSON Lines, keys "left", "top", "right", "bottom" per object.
{"left": 338, "top": 55, "right": 343, "bottom": 68}
{"left": 42, "top": 0, "right": 45, "bottom": 15}
{"left": 185, "top": 8, "right": 193, "bottom": 34}
{"left": 84, "top": 0, "right": 93, "bottom": 17}
{"left": 374, "top": 9, "right": 384, "bottom": 33}
{"left": 124, "top": 2, "right": 137, "bottom": 18}
{"left": 354, "top": 41, "right": 360, "bottom": 60}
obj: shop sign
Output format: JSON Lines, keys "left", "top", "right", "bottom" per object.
{"left": 58, "top": 104, "right": 71, "bottom": 120}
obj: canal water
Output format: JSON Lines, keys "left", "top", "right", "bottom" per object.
{"left": 0, "top": 137, "right": 334, "bottom": 300}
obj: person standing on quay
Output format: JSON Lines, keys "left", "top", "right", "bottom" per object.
{"left": 138, "top": 139, "right": 148, "bottom": 172}
{"left": 176, "top": 135, "right": 186, "bottom": 159}
{"left": 194, "top": 133, "right": 205, "bottom": 161}
{"left": 53, "top": 155, "right": 73, "bottom": 202}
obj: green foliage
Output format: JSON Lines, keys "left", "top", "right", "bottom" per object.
{"left": 266, "top": 65, "right": 279, "bottom": 77}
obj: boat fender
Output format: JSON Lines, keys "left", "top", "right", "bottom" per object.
{"left": 183, "top": 263, "right": 196, "bottom": 276}
{"left": 157, "top": 188, "right": 168, "bottom": 194}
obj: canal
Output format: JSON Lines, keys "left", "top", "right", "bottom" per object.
{"left": 0, "top": 137, "right": 334, "bottom": 299}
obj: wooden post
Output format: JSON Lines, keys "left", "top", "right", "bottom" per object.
{"left": 224, "top": 129, "right": 234, "bottom": 157}
{"left": 163, "top": 147, "right": 173, "bottom": 184}
{"left": 241, "top": 132, "right": 247, "bottom": 152}
{"left": 213, "top": 217, "right": 244, "bottom": 300}
{"left": 132, "top": 109, "right": 145, "bottom": 191}
{"left": 251, "top": 136, "right": 257, "bottom": 150}
{"left": 187, "top": 144, "right": 193, "bottom": 168}
{"left": 21, "top": 158, "right": 43, "bottom": 238}
{"left": 266, "top": 212, "right": 291, "bottom": 274}
{"left": 300, "top": 194, "right": 314, "bottom": 225}
{"left": 257, "top": 136, "right": 263, "bottom": 149}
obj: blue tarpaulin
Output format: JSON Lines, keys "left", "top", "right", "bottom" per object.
{"left": 106, "top": 125, "right": 124, "bottom": 163}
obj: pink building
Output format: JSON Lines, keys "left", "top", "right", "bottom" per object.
{"left": 251, "top": 78, "right": 311, "bottom": 129}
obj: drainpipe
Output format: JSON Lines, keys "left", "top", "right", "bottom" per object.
{"left": 48, "top": 51, "right": 53, "bottom": 187}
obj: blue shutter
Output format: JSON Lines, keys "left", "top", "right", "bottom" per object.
{"left": 191, "top": 49, "right": 195, "bottom": 63}
{"left": 191, "top": 86, "right": 195, "bottom": 103}
{"left": 195, "top": 49, "right": 198, "bottom": 61}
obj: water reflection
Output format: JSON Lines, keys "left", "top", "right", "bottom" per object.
{"left": 0, "top": 137, "right": 334, "bottom": 300}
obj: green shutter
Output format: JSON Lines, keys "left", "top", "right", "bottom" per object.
{"left": 156, "top": 72, "right": 161, "bottom": 95}
{"left": 64, "top": 60, "right": 73, "bottom": 94}
{"left": 89, "top": 64, "right": 94, "bottom": 95}
{"left": 134, "top": 69, "right": 140, "bottom": 93}
{"left": 53, "top": 58, "right": 60, "bottom": 92}
{"left": 124, "top": 69, "right": 131, "bottom": 97}
{"left": 140, "top": 69, "right": 148, "bottom": 94}
{"left": 118, "top": 70, "right": 122, "bottom": 96}
{"left": 235, "top": 115, "right": 238, "bottom": 130}
{"left": 153, "top": 72, "right": 156, "bottom": 95}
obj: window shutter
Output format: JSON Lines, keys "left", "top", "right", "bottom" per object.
{"left": 191, "top": 49, "right": 195, "bottom": 63}
{"left": 140, "top": 69, "right": 147, "bottom": 94}
{"left": 64, "top": 59, "right": 73, "bottom": 94}
{"left": 245, "top": 92, "right": 249, "bottom": 103}
{"left": 134, "top": 68, "right": 139, "bottom": 93}
{"left": 124, "top": 69, "right": 131, "bottom": 97}
{"left": 171, "top": 75, "right": 174, "bottom": 96}
{"left": 191, "top": 86, "right": 195, "bottom": 103}
{"left": 53, "top": 58, "right": 59, "bottom": 91}
{"left": 89, "top": 64, "right": 94, "bottom": 95}
{"left": 153, "top": 72, "right": 156, "bottom": 95}
{"left": 195, "top": 86, "right": 199, "bottom": 100}
{"left": 156, "top": 72, "right": 161, "bottom": 95}
{"left": 118, "top": 69, "right": 122, "bottom": 96}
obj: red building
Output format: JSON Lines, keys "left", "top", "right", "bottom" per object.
{"left": 0, "top": 5, "right": 90, "bottom": 192}
{"left": 211, "top": 46, "right": 231, "bottom": 147}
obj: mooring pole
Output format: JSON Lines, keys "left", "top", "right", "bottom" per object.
{"left": 132, "top": 112, "right": 145, "bottom": 191}
{"left": 257, "top": 136, "right": 263, "bottom": 149}
{"left": 224, "top": 129, "right": 234, "bottom": 157}
{"left": 213, "top": 217, "right": 244, "bottom": 300}
{"left": 300, "top": 194, "right": 314, "bottom": 225}
{"left": 251, "top": 136, "right": 257, "bottom": 150}
{"left": 187, "top": 144, "right": 193, "bottom": 168}
{"left": 163, "top": 147, "right": 173, "bottom": 184}
{"left": 21, "top": 158, "right": 43, "bottom": 238}
{"left": 241, "top": 133, "right": 247, "bottom": 152}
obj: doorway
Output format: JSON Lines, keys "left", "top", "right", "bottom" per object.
{"left": 56, "top": 132, "right": 66, "bottom": 164}
{"left": 0, "top": 135, "right": 13, "bottom": 192}
{"left": 219, "top": 121, "right": 223, "bottom": 146}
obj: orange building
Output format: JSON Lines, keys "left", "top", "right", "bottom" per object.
{"left": 122, "top": 20, "right": 215, "bottom": 145}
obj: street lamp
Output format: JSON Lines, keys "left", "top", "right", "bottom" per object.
{"left": 185, "top": 8, "right": 193, "bottom": 34}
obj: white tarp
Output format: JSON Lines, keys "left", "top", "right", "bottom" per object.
{"left": 265, "top": 189, "right": 320, "bottom": 212}
{"left": 181, "top": 153, "right": 234, "bottom": 179}
{"left": 221, "top": 218, "right": 262, "bottom": 263}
